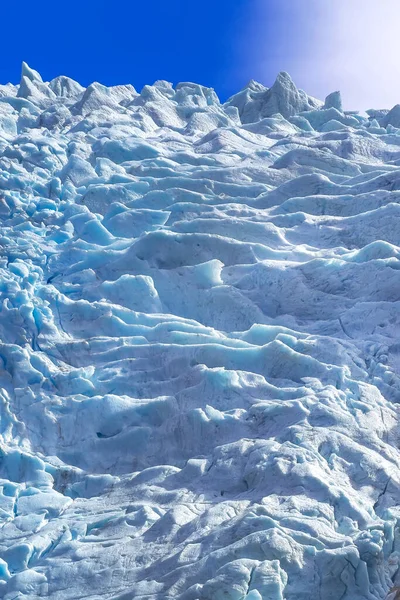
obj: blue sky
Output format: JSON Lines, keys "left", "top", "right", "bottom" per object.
{"left": 1, "top": 0, "right": 399, "bottom": 110}
{"left": 0, "top": 0, "right": 253, "bottom": 98}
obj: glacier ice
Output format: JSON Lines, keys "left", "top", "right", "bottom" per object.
{"left": 226, "top": 71, "right": 322, "bottom": 124}
{"left": 324, "top": 91, "right": 343, "bottom": 112}
{"left": 0, "top": 63, "right": 399, "bottom": 599}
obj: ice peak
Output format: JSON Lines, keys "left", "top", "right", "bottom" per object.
{"left": 245, "top": 79, "right": 267, "bottom": 92}
{"left": 49, "top": 75, "right": 85, "bottom": 98}
{"left": 153, "top": 80, "right": 173, "bottom": 90}
{"left": 274, "top": 71, "right": 293, "bottom": 85}
{"left": 21, "top": 61, "right": 43, "bottom": 83}
{"left": 257, "top": 71, "right": 315, "bottom": 120}
{"left": 225, "top": 72, "right": 318, "bottom": 124}
{"left": 382, "top": 103, "right": 400, "bottom": 128}
{"left": 324, "top": 91, "right": 343, "bottom": 112}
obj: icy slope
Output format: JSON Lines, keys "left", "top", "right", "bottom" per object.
{"left": 0, "top": 64, "right": 400, "bottom": 599}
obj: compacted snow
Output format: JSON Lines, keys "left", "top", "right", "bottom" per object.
{"left": 0, "top": 63, "right": 400, "bottom": 599}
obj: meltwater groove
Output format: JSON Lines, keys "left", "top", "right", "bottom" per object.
{"left": 0, "top": 64, "right": 399, "bottom": 599}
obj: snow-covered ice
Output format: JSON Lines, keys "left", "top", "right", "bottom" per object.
{"left": 0, "top": 64, "right": 399, "bottom": 599}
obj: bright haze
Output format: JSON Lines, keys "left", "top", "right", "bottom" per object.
{"left": 1, "top": 0, "right": 398, "bottom": 111}
{"left": 243, "top": 0, "right": 400, "bottom": 111}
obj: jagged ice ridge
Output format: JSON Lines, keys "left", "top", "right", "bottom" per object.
{"left": 0, "top": 63, "right": 399, "bottom": 599}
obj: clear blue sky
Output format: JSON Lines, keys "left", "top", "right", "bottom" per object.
{"left": 1, "top": 0, "right": 258, "bottom": 99}
{"left": 2, "top": 0, "right": 400, "bottom": 110}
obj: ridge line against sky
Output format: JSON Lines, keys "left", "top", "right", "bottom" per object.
{"left": 1, "top": 0, "right": 399, "bottom": 111}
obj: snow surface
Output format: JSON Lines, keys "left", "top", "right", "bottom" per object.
{"left": 0, "top": 65, "right": 399, "bottom": 599}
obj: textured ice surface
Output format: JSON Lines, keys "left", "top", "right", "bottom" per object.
{"left": 0, "top": 65, "right": 399, "bottom": 599}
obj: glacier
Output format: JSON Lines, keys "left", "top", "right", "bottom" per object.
{"left": 0, "top": 62, "right": 399, "bottom": 599}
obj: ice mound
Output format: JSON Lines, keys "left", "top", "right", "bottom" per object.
{"left": 0, "top": 63, "right": 399, "bottom": 599}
